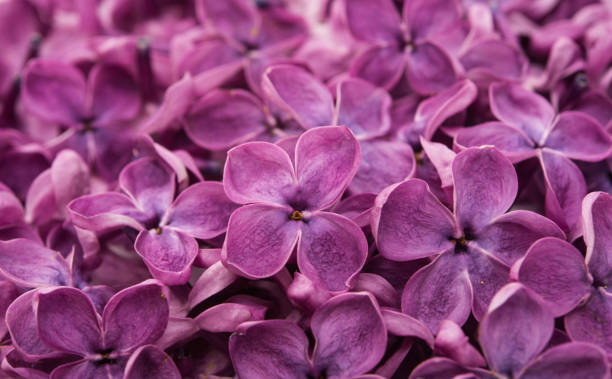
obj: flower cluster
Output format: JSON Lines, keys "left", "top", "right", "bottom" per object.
{"left": 2, "top": 0, "right": 612, "bottom": 378}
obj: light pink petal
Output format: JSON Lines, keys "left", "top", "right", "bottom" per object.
{"left": 119, "top": 158, "right": 176, "bottom": 218}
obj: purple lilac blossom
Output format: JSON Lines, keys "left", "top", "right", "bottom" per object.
{"left": 1, "top": 0, "right": 612, "bottom": 377}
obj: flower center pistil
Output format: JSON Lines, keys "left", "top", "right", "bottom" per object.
{"left": 289, "top": 210, "right": 305, "bottom": 221}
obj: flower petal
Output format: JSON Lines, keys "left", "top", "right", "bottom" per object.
{"left": 538, "top": 149, "right": 586, "bottom": 233}
{"left": 229, "top": 320, "right": 311, "bottom": 379}
{"left": 335, "top": 78, "right": 392, "bottom": 139}
{"left": 465, "top": 246, "right": 511, "bottom": 320}
{"left": 454, "top": 122, "right": 535, "bottom": 163}
{"left": 195, "top": 298, "right": 267, "bottom": 333}
{"left": 460, "top": 40, "right": 526, "bottom": 82}
{"left": 89, "top": 64, "right": 141, "bottom": 126}
{"left": 188, "top": 261, "right": 237, "bottom": 309}
{"left": 406, "top": 42, "right": 456, "bottom": 95}
{"left": 401, "top": 252, "right": 472, "bottom": 333}
{"left": 119, "top": 158, "right": 175, "bottom": 218}
{"left": 312, "top": 293, "right": 387, "bottom": 379}
{"left": 223, "top": 142, "right": 297, "bottom": 205}
{"left": 516, "top": 238, "right": 591, "bottom": 317}
{"left": 582, "top": 192, "right": 612, "bottom": 283}
{"left": 196, "top": 0, "right": 259, "bottom": 45}
{"left": 404, "top": 0, "right": 461, "bottom": 40}
{"left": 0, "top": 238, "right": 71, "bottom": 288}
{"left": 68, "top": 192, "right": 147, "bottom": 233}
{"left": 6, "top": 290, "right": 57, "bottom": 359}
{"left": 350, "top": 45, "right": 406, "bottom": 90}
{"left": 102, "top": 280, "right": 169, "bottom": 353}
{"left": 222, "top": 204, "right": 300, "bottom": 279}
{"left": 475, "top": 210, "right": 565, "bottom": 266}
{"left": 434, "top": 320, "right": 486, "bottom": 367}
{"left": 479, "top": 283, "right": 553, "bottom": 377}
{"left": 490, "top": 82, "right": 554, "bottom": 142}
{"left": 263, "top": 64, "right": 334, "bottom": 129}
{"left": 518, "top": 342, "right": 610, "bottom": 379}
{"left": 350, "top": 139, "right": 416, "bottom": 195}
{"left": 565, "top": 289, "right": 612, "bottom": 353}
{"left": 453, "top": 146, "right": 518, "bottom": 232}
{"left": 166, "top": 182, "right": 238, "bottom": 239}
{"left": 298, "top": 212, "right": 367, "bottom": 292}
{"left": 380, "top": 308, "right": 434, "bottom": 347}
{"left": 295, "top": 126, "right": 360, "bottom": 211}
{"left": 544, "top": 112, "right": 612, "bottom": 162}
{"left": 51, "top": 149, "right": 90, "bottom": 215}
{"left": 124, "top": 345, "right": 181, "bottom": 379}
{"left": 184, "top": 89, "right": 267, "bottom": 151}
{"left": 21, "top": 59, "right": 86, "bottom": 125}
{"left": 372, "top": 179, "right": 457, "bottom": 261}
{"left": 134, "top": 228, "right": 198, "bottom": 285}
{"left": 35, "top": 287, "right": 102, "bottom": 355}
{"left": 408, "top": 357, "right": 470, "bottom": 379}
{"left": 345, "top": 0, "right": 402, "bottom": 43}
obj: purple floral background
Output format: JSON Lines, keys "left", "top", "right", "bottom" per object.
{"left": 1, "top": 0, "right": 612, "bottom": 378}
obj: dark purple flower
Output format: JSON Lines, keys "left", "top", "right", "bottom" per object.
{"left": 68, "top": 157, "right": 238, "bottom": 284}
{"left": 222, "top": 126, "right": 367, "bottom": 292}
{"left": 372, "top": 146, "right": 564, "bottom": 331}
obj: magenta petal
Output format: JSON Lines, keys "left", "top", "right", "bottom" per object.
{"left": 517, "top": 238, "right": 591, "bottom": 317}
{"left": 134, "top": 228, "right": 198, "bottom": 285}
{"left": 68, "top": 192, "right": 147, "bottom": 233}
{"left": 298, "top": 212, "right": 367, "bottom": 292}
{"left": 335, "top": 78, "right": 392, "bottom": 139}
{"left": 479, "top": 283, "right": 553, "bottom": 377}
{"left": 24, "top": 170, "right": 56, "bottom": 225}
{"left": 188, "top": 261, "right": 237, "bottom": 309}
{"left": 460, "top": 39, "right": 526, "bottom": 82}
{"left": 408, "top": 357, "right": 470, "bottom": 379}
{"left": 184, "top": 89, "right": 267, "bottom": 151}
{"left": 119, "top": 158, "right": 175, "bottom": 218}
{"left": 196, "top": 0, "right": 259, "bottom": 45}
{"left": 372, "top": 179, "right": 456, "bottom": 261}
{"left": 295, "top": 126, "right": 360, "bottom": 210}
{"left": 35, "top": 287, "right": 102, "bottom": 355}
{"left": 312, "top": 293, "right": 387, "bottom": 378}
{"left": 565, "top": 289, "right": 612, "bottom": 353}
{"left": 350, "top": 46, "right": 406, "bottom": 90}
{"left": 453, "top": 147, "right": 518, "bottom": 231}
{"left": 223, "top": 142, "right": 297, "bottom": 205}
{"left": 195, "top": 299, "right": 267, "bottom": 333}
{"left": 124, "top": 345, "right": 181, "bottom": 379}
{"left": 518, "top": 342, "right": 610, "bottom": 379}
{"left": 544, "top": 112, "right": 612, "bottom": 162}
{"left": 102, "top": 280, "right": 168, "bottom": 353}
{"left": 406, "top": 42, "right": 456, "bottom": 95}
{"left": 476, "top": 210, "right": 565, "bottom": 266}
{"left": 434, "top": 320, "right": 486, "bottom": 367}
{"left": 229, "top": 320, "right": 311, "bottom": 379}
{"left": 380, "top": 308, "right": 434, "bottom": 347}
{"left": 345, "top": 0, "right": 402, "bottom": 43}
{"left": 350, "top": 139, "right": 416, "bottom": 195}
{"left": 88, "top": 64, "right": 140, "bottom": 126}
{"left": 404, "top": 0, "right": 461, "bottom": 40}
{"left": 0, "top": 238, "right": 71, "bottom": 288}
{"left": 6, "top": 290, "right": 57, "bottom": 359}
{"left": 490, "top": 82, "right": 555, "bottom": 142}
{"left": 583, "top": 192, "right": 612, "bottom": 282}
{"left": 166, "top": 182, "right": 238, "bottom": 239}
{"left": 538, "top": 149, "right": 587, "bottom": 233}
{"left": 0, "top": 184, "right": 24, "bottom": 227}
{"left": 50, "top": 149, "right": 90, "bottom": 215}
{"left": 401, "top": 253, "right": 472, "bottom": 333}
{"left": 454, "top": 122, "right": 535, "bottom": 163}
{"left": 21, "top": 59, "right": 86, "bottom": 126}
{"left": 50, "top": 360, "right": 108, "bottom": 379}
{"left": 222, "top": 204, "right": 299, "bottom": 279}
{"left": 466, "top": 246, "right": 511, "bottom": 320}
{"left": 263, "top": 64, "right": 334, "bottom": 129}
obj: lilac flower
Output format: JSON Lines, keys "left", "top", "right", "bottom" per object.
{"left": 344, "top": 0, "right": 462, "bottom": 93}
{"left": 28, "top": 280, "right": 179, "bottom": 378}
{"left": 454, "top": 82, "right": 612, "bottom": 233}
{"left": 372, "top": 146, "right": 564, "bottom": 331}
{"left": 229, "top": 292, "right": 387, "bottom": 378}
{"left": 21, "top": 59, "right": 142, "bottom": 180}
{"left": 411, "top": 283, "right": 610, "bottom": 378}
{"left": 222, "top": 126, "right": 367, "bottom": 291}
{"left": 68, "top": 157, "right": 238, "bottom": 284}
{"left": 513, "top": 192, "right": 612, "bottom": 353}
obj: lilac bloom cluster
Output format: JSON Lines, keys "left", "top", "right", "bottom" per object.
{"left": 3, "top": 0, "right": 612, "bottom": 378}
